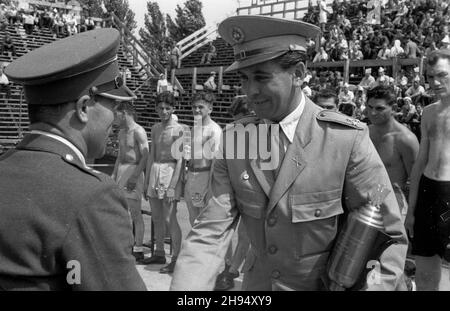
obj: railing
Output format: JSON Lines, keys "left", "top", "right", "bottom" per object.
{"left": 306, "top": 57, "right": 424, "bottom": 83}
{"left": 177, "top": 24, "right": 218, "bottom": 61}
{"left": 109, "top": 13, "right": 184, "bottom": 93}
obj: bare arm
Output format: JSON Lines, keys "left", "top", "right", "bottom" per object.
{"left": 111, "top": 130, "right": 122, "bottom": 180}
{"left": 144, "top": 126, "right": 156, "bottom": 194}
{"left": 398, "top": 131, "right": 420, "bottom": 181}
{"left": 131, "top": 127, "right": 149, "bottom": 178}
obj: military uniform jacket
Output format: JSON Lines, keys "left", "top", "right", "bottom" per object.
{"left": 0, "top": 134, "right": 146, "bottom": 291}
{"left": 171, "top": 98, "right": 408, "bottom": 291}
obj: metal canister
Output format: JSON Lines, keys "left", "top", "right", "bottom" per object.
{"left": 327, "top": 203, "right": 384, "bottom": 290}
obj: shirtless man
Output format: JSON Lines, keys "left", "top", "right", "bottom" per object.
{"left": 367, "top": 86, "right": 419, "bottom": 219}
{"left": 112, "top": 102, "right": 149, "bottom": 262}
{"left": 185, "top": 91, "right": 222, "bottom": 226}
{"left": 406, "top": 49, "right": 450, "bottom": 291}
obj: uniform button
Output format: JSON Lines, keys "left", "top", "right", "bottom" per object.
{"left": 320, "top": 113, "right": 326, "bottom": 117}
{"left": 65, "top": 154, "right": 74, "bottom": 161}
{"left": 267, "top": 217, "right": 277, "bottom": 227}
{"left": 271, "top": 270, "right": 280, "bottom": 279}
{"left": 268, "top": 245, "right": 278, "bottom": 254}
{"left": 314, "top": 209, "right": 322, "bottom": 217}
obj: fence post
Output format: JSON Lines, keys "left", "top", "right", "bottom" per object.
{"left": 218, "top": 66, "right": 224, "bottom": 94}
{"left": 192, "top": 67, "right": 197, "bottom": 94}
{"left": 393, "top": 57, "right": 398, "bottom": 82}
{"left": 344, "top": 59, "right": 350, "bottom": 84}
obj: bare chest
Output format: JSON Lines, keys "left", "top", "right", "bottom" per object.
{"left": 371, "top": 133, "right": 401, "bottom": 169}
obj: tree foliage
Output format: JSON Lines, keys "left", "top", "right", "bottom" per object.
{"left": 167, "top": 0, "right": 206, "bottom": 43}
{"left": 78, "top": 0, "right": 137, "bottom": 31}
{"left": 139, "top": 2, "right": 169, "bottom": 64}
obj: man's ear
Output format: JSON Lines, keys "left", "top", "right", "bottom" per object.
{"left": 293, "top": 62, "right": 306, "bottom": 87}
{"left": 75, "top": 95, "right": 92, "bottom": 124}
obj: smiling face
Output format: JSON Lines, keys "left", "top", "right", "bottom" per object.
{"left": 367, "top": 98, "right": 393, "bottom": 125}
{"left": 238, "top": 59, "right": 299, "bottom": 122}
{"left": 156, "top": 102, "right": 174, "bottom": 122}
{"left": 192, "top": 100, "right": 212, "bottom": 121}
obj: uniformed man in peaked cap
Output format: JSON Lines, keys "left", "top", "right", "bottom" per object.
{"left": 171, "top": 16, "right": 407, "bottom": 291}
{"left": 0, "top": 29, "right": 147, "bottom": 290}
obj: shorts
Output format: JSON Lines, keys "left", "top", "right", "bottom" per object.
{"left": 116, "top": 163, "right": 144, "bottom": 201}
{"left": 184, "top": 170, "right": 211, "bottom": 210}
{"left": 146, "top": 162, "right": 182, "bottom": 200}
{"left": 411, "top": 174, "right": 450, "bottom": 259}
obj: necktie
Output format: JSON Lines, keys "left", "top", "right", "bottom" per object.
{"left": 269, "top": 124, "right": 286, "bottom": 179}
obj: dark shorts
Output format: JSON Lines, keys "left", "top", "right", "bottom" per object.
{"left": 411, "top": 174, "right": 450, "bottom": 259}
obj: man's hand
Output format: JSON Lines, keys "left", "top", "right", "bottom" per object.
{"left": 126, "top": 175, "right": 138, "bottom": 191}
{"left": 405, "top": 213, "right": 415, "bottom": 239}
{"left": 166, "top": 187, "right": 175, "bottom": 203}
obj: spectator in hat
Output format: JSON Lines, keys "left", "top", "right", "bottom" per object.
{"left": 0, "top": 29, "right": 146, "bottom": 290}
{"left": 359, "top": 68, "right": 376, "bottom": 91}
{"left": 338, "top": 82, "right": 355, "bottom": 105}
{"left": 405, "top": 77, "right": 426, "bottom": 102}
{"left": 203, "top": 71, "right": 217, "bottom": 91}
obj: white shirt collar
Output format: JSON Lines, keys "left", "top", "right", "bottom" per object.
{"left": 263, "top": 92, "right": 305, "bottom": 144}
{"left": 278, "top": 92, "right": 305, "bottom": 144}
{"left": 31, "top": 130, "right": 87, "bottom": 168}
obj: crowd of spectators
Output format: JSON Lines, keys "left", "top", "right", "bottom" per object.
{"left": 305, "top": 0, "right": 450, "bottom": 64}
{"left": 0, "top": 1, "right": 101, "bottom": 39}
{"left": 299, "top": 0, "right": 450, "bottom": 140}
{"left": 303, "top": 65, "right": 430, "bottom": 140}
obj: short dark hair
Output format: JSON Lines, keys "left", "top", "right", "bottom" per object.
{"left": 28, "top": 102, "right": 71, "bottom": 124}
{"left": 427, "top": 49, "right": 450, "bottom": 66}
{"left": 273, "top": 51, "right": 307, "bottom": 70}
{"left": 366, "top": 85, "right": 396, "bottom": 106}
{"left": 116, "top": 102, "right": 136, "bottom": 118}
{"left": 191, "top": 91, "right": 215, "bottom": 106}
{"left": 155, "top": 91, "right": 175, "bottom": 107}
{"left": 315, "top": 88, "right": 338, "bottom": 103}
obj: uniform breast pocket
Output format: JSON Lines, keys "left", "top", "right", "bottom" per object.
{"left": 289, "top": 189, "right": 344, "bottom": 258}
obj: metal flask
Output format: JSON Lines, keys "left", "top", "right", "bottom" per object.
{"left": 327, "top": 185, "right": 391, "bottom": 291}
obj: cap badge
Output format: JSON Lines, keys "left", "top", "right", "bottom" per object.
{"left": 231, "top": 27, "right": 245, "bottom": 44}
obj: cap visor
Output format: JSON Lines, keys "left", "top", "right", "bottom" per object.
{"left": 99, "top": 84, "right": 137, "bottom": 101}
{"left": 225, "top": 50, "right": 287, "bottom": 73}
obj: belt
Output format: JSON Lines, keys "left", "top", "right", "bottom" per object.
{"left": 158, "top": 159, "right": 177, "bottom": 164}
{"left": 188, "top": 166, "right": 211, "bottom": 172}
